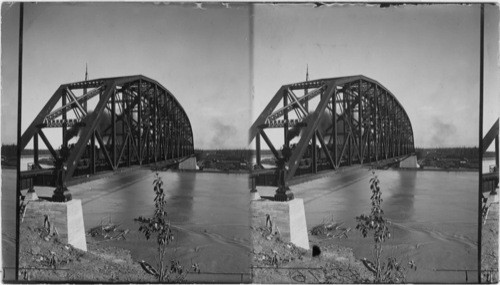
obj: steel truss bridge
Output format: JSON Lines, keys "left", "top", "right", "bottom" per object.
{"left": 483, "top": 118, "right": 499, "bottom": 194}
{"left": 20, "top": 75, "right": 194, "bottom": 189}
{"left": 250, "top": 75, "right": 415, "bottom": 186}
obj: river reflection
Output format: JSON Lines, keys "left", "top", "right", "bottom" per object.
{"left": 291, "top": 168, "right": 478, "bottom": 283}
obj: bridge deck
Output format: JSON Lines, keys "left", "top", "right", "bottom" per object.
{"left": 250, "top": 155, "right": 411, "bottom": 188}
{"left": 483, "top": 171, "right": 499, "bottom": 194}
{"left": 19, "top": 156, "right": 193, "bottom": 191}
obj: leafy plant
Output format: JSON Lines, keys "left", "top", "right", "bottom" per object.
{"left": 355, "top": 171, "right": 416, "bottom": 283}
{"left": 135, "top": 173, "right": 199, "bottom": 282}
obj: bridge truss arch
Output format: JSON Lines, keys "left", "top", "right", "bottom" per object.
{"left": 250, "top": 75, "right": 415, "bottom": 183}
{"left": 21, "top": 75, "right": 194, "bottom": 184}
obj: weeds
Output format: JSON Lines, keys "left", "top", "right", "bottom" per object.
{"left": 355, "top": 171, "right": 416, "bottom": 283}
{"left": 135, "top": 173, "right": 199, "bottom": 282}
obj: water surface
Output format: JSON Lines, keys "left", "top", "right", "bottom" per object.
{"left": 261, "top": 168, "right": 478, "bottom": 283}
{"left": 71, "top": 170, "right": 251, "bottom": 281}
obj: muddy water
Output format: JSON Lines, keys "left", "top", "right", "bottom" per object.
{"left": 2, "top": 169, "right": 251, "bottom": 282}
{"left": 2, "top": 169, "right": 17, "bottom": 280}
{"left": 290, "top": 168, "right": 478, "bottom": 283}
{"left": 71, "top": 170, "right": 251, "bottom": 281}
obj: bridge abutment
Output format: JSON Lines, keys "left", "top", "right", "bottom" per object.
{"left": 399, "top": 155, "right": 419, "bottom": 168}
{"left": 178, "top": 157, "right": 198, "bottom": 170}
{"left": 23, "top": 199, "right": 87, "bottom": 251}
{"left": 251, "top": 198, "right": 309, "bottom": 250}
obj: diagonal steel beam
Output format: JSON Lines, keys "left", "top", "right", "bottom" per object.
{"left": 38, "top": 129, "right": 57, "bottom": 159}
{"left": 21, "top": 87, "right": 63, "bottom": 150}
{"left": 259, "top": 129, "right": 280, "bottom": 159}
{"left": 65, "top": 88, "right": 87, "bottom": 118}
{"left": 249, "top": 86, "right": 286, "bottom": 143}
{"left": 95, "top": 128, "right": 115, "bottom": 170}
{"left": 45, "top": 86, "right": 103, "bottom": 121}
{"left": 116, "top": 132, "right": 130, "bottom": 167}
{"left": 483, "top": 118, "right": 499, "bottom": 154}
{"left": 316, "top": 129, "right": 335, "bottom": 169}
{"left": 267, "top": 85, "right": 325, "bottom": 122}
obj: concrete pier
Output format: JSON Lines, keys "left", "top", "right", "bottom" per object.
{"left": 23, "top": 199, "right": 87, "bottom": 251}
{"left": 399, "top": 155, "right": 419, "bottom": 168}
{"left": 179, "top": 157, "right": 198, "bottom": 170}
{"left": 251, "top": 198, "right": 309, "bottom": 250}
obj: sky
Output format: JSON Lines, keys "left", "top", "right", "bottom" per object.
{"left": 252, "top": 3, "right": 499, "bottom": 148}
{"left": 1, "top": 3, "right": 499, "bottom": 150}
{"left": 1, "top": 2, "right": 251, "bottom": 149}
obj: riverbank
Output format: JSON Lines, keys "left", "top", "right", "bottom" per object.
{"left": 251, "top": 206, "right": 373, "bottom": 283}
{"left": 18, "top": 213, "right": 155, "bottom": 282}
{"left": 481, "top": 192, "right": 498, "bottom": 283}
{"left": 17, "top": 168, "right": 251, "bottom": 282}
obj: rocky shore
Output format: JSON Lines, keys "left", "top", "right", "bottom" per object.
{"left": 18, "top": 214, "right": 155, "bottom": 282}
{"left": 251, "top": 211, "right": 373, "bottom": 283}
{"left": 481, "top": 192, "right": 499, "bottom": 283}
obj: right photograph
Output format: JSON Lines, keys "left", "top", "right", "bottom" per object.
{"left": 249, "top": 3, "right": 498, "bottom": 284}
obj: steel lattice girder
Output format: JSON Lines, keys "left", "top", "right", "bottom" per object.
{"left": 249, "top": 75, "right": 415, "bottom": 182}
{"left": 21, "top": 75, "right": 194, "bottom": 183}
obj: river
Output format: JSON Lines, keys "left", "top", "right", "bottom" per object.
{"left": 74, "top": 169, "right": 251, "bottom": 282}
{"left": 282, "top": 167, "right": 478, "bottom": 283}
{"left": 1, "top": 169, "right": 17, "bottom": 280}
{"left": 0, "top": 163, "right": 485, "bottom": 283}
{"left": 2, "top": 168, "right": 251, "bottom": 282}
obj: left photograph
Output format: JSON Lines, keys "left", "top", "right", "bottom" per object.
{"left": 1, "top": 2, "right": 252, "bottom": 282}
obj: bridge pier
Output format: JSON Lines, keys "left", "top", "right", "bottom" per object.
{"left": 178, "top": 156, "right": 197, "bottom": 170}
{"left": 23, "top": 199, "right": 87, "bottom": 251}
{"left": 251, "top": 198, "right": 309, "bottom": 250}
{"left": 399, "top": 154, "right": 419, "bottom": 169}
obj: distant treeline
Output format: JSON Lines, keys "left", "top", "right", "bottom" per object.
{"left": 484, "top": 151, "right": 497, "bottom": 158}
{"left": 414, "top": 147, "right": 479, "bottom": 160}
{"left": 194, "top": 149, "right": 252, "bottom": 162}
{"left": 1, "top": 144, "right": 17, "bottom": 158}
{"left": 252, "top": 147, "right": 483, "bottom": 160}
{"left": 2, "top": 144, "right": 53, "bottom": 158}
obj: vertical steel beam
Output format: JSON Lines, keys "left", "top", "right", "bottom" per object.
{"left": 358, "top": 79, "right": 363, "bottom": 163}
{"left": 154, "top": 84, "right": 158, "bottom": 162}
{"left": 256, "top": 133, "right": 261, "bottom": 166}
{"left": 112, "top": 89, "right": 116, "bottom": 168}
{"left": 146, "top": 87, "right": 151, "bottom": 163}
{"left": 332, "top": 89, "right": 337, "bottom": 167}
{"left": 90, "top": 131, "right": 95, "bottom": 174}
{"left": 384, "top": 91, "right": 389, "bottom": 159}
{"left": 283, "top": 89, "right": 289, "bottom": 148}
{"left": 312, "top": 133, "right": 317, "bottom": 173}
{"left": 62, "top": 89, "right": 67, "bottom": 148}
{"left": 367, "top": 85, "right": 372, "bottom": 163}
{"left": 138, "top": 80, "right": 142, "bottom": 164}
{"left": 34, "top": 132, "right": 39, "bottom": 166}
{"left": 346, "top": 85, "right": 352, "bottom": 165}
{"left": 121, "top": 89, "right": 126, "bottom": 166}
{"left": 374, "top": 85, "right": 378, "bottom": 161}
{"left": 496, "top": 136, "right": 499, "bottom": 169}
{"left": 125, "top": 88, "right": 131, "bottom": 167}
